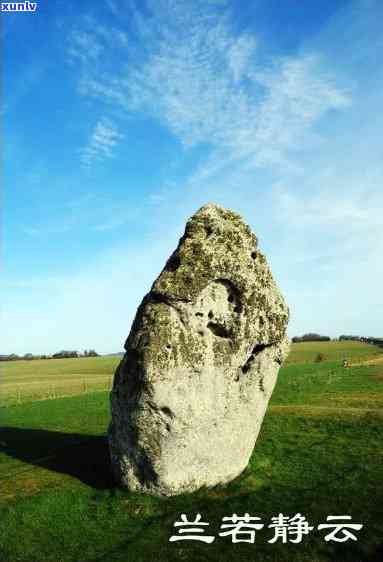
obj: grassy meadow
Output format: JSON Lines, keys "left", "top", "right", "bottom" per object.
{"left": 0, "top": 356, "right": 118, "bottom": 405}
{"left": 1, "top": 341, "right": 381, "bottom": 407}
{"left": 0, "top": 341, "right": 382, "bottom": 562}
{"left": 284, "top": 340, "right": 383, "bottom": 365}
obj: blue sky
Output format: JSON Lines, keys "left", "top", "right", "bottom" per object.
{"left": 2, "top": 0, "right": 382, "bottom": 354}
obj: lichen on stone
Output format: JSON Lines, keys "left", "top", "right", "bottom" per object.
{"left": 108, "top": 203, "right": 289, "bottom": 496}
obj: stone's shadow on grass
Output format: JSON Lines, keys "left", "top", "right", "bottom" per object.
{"left": 1, "top": 419, "right": 382, "bottom": 562}
{"left": 0, "top": 427, "right": 115, "bottom": 489}
{"left": 82, "top": 481, "right": 372, "bottom": 562}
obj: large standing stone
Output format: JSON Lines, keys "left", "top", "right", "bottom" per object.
{"left": 108, "top": 203, "right": 289, "bottom": 496}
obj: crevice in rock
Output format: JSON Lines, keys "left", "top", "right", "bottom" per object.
{"left": 161, "top": 406, "right": 174, "bottom": 419}
{"left": 240, "top": 342, "right": 274, "bottom": 374}
{"left": 214, "top": 279, "right": 242, "bottom": 313}
{"left": 207, "top": 322, "right": 231, "bottom": 339}
{"left": 259, "top": 377, "right": 265, "bottom": 392}
{"left": 150, "top": 292, "right": 169, "bottom": 305}
{"left": 241, "top": 351, "right": 255, "bottom": 374}
{"left": 150, "top": 292, "right": 174, "bottom": 305}
{"left": 150, "top": 292, "right": 190, "bottom": 306}
{"left": 166, "top": 253, "right": 181, "bottom": 271}
{"left": 252, "top": 343, "right": 269, "bottom": 355}
{"left": 241, "top": 363, "right": 252, "bottom": 374}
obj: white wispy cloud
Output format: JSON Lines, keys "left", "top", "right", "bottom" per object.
{"left": 227, "top": 34, "right": 257, "bottom": 83}
{"left": 275, "top": 186, "right": 383, "bottom": 232}
{"left": 67, "top": 0, "right": 350, "bottom": 177}
{"left": 67, "top": 17, "right": 129, "bottom": 66}
{"left": 11, "top": 0, "right": 377, "bottom": 355}
{"left": 80, "top": 117, "right": 124, "bottom": 170}
{"left": 67, "top": 29, "right": 105, "bottom": 64}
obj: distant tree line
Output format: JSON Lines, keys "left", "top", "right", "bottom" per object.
{"left": 339, "top": 335, "right": 362, "bottom": 341}
{"left": 291, "top": 334, "right": 383, "bottom": 349}
{"left": 339, "top": 335, "right": 383, "bottom": 348}
{"left": 292, "top": 333, "right": 331, "bottom": 343}
{"left": 0, "top": 350, "right": 99, "bottom": 361}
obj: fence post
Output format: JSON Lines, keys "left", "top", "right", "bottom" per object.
{"left": 83, "top": 379, "right": 87, "bottom": 393}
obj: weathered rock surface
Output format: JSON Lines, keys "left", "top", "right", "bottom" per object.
{"left": 108, "top": 203, "right": 289, "bottom": 496}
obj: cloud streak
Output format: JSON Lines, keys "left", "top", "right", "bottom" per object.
{"left": 68, "top": 0, "right": 351, "bottom": 177}
{"left": 79, "top": 117, "right": 124, "bottom": 170}
{"left": 7, "top": 0, "right": 378, "bottom": 355}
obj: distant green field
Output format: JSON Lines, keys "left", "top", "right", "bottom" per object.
{"left": 1, "top": 342, "right": 382, "bottom": 406}
{"left": 285, "top": 340, "right": 382, "bottom": 365}
{"left": 0, "top": 356, "right": 119, "bottom": 405}
{"left": 1, "top": 355, "right": 119, "bottom": 383}
{"left": 0, "top": 341, "right": 382, "bottom": 561}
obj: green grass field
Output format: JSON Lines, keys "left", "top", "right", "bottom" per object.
{"left": 0, "top": 342, "right": 382, "bottom": 562}
{"left": 284, "top": 340, "right": 382, "bottom": 365}
{"left": 1, "top": 341, "right": 381, "bottom": 406}
{"left": 0, "top": 356, "right": 118, "bottom": 405}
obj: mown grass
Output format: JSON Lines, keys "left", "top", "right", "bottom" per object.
{"left": 0, "top": 357, "right": 118, "bottom": 405}
{"left": 284, "top": 341, "right": 382, "bottom": 365}
{"left": 1, "top": 342, "right": 381, "bottom": 405}
{"left": 1, "top": 356, "right": 119, "bottom": 383}
{"left": 0, "top": 343, "right": 382, "bottom": 562}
